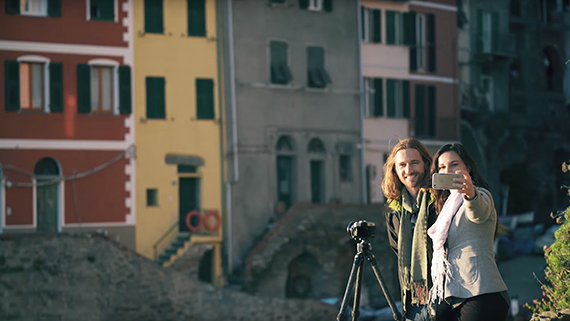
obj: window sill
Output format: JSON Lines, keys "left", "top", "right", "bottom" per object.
{"left": 20, "top": 12, "right": 48, "bottom": 17}
{"left": 18, "top": 108, "right": 45, "bottom": 114}
{"left": 305, "top": 87, "right": 329, "bottom": 93}
{"left": 89, "top": 17, "right": 116, "bottom": 22}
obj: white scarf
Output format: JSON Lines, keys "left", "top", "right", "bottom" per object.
{"left": 427, "top": 191, "right": 464, "bottom": 304}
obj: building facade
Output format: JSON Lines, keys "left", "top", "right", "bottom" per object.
{"left": 132, "top": 0, "right": 224, "bottom": 284}
{"left": 0, "top": 0, "right": 136, "bottom": 248}
{"left": 361, "top": 0, "right": 460, "bottom": 204}
{"left": 458, "top": 0, "right": 570, "bottom": 221}
{"left": 221, "top": 0, "right": 364, "bottom": 271}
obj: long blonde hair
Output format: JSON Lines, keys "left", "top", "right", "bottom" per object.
{"left": 381, "top": 138, "right": 432, "bottom": 201}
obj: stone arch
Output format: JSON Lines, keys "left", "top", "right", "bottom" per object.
{"left": 276, "top": 135, "right": 295, "bottom": 153}
{"left": 285, "top": 251, "right": 320, "bottom": 299}
{"left": 34, "top": 157, "right": 62, "bottom": 233}
{"left": 307, "top": 137, "right": 326, "bottom": 153}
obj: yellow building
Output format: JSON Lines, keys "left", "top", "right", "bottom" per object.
{"left": 133, "top": 0, "right": 223, "bottom": 285}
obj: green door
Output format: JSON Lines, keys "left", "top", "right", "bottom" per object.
{"left": 310, "top": 160, "right": 324, "bottom": 203}
{"left": 277, "top": 155, "right": 294, "bottom": 210}
{"left": 34, "top": 158, "right": 60, "bottom": 234}
{"left": 179, "top": 177, "right": 200, "bottom": 232}
{"left": 36, "top": 179, "right": 59, "bottom": 233}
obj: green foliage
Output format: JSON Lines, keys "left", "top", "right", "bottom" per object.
{"left": 525, "top": 162, "right": 570, "bottom": 313}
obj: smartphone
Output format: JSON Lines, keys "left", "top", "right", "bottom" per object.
{"left": 432, "top": 173, "right": 463, "bottom": 190}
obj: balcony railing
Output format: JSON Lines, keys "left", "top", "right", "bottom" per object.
{"left": 474, "top": 33, "right": 517, "bottom": 59}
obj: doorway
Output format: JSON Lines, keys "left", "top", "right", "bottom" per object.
{"left": 34, "top": 158, "right": 60, "bottom": 233}
{"left": 277, "top": 155, "right": 294, "bottom": 210}
{"left": 179, "top": 177, "right": 200, "bottom": 232}
{"left": 310, "top": 160, "right": 325, "bottom": 203}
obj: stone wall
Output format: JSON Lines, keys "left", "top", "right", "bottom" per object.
{"left": 0, "top": 233, "right": 336, "bottom": 321}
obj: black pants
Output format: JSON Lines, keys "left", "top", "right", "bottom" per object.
{"left": 451, "top": 292, "right": 509, "bottom": 321}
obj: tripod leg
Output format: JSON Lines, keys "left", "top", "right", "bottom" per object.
{"left": 336, "top": 253, "right": 364, "bottom": 321}
{"left": 366, "top": 253, "right": 402, "bottom": 321}
{"left": 351, "top": 257, "right": 365, "bottom": 321}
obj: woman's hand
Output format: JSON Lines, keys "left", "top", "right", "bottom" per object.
{"left": 453, "top": 169, "right": 476, "bottom": 199}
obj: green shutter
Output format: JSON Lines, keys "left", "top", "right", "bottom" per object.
{"left": 402, "top": 80, "right": 410, "bottom": 118}
{"left": 427, "top": 85, "right": 436, "bottom": 137}
{"left": 89, "top": 0, "right": 114, "bottom": 21}
{"left": 299, "top": 0, "right": 309, "bottom": 9}
{"left": 386, "top": 79, "right": 396, "bottom": 118}
{"left": 414, "top": 84, "right": 425, "bottom": 136}
{"left": 386, "top": 11, "right": 395, "bottom": 45}
{"left": 49, "top": 62, "right": 64, "bottom": 113}
{"left": 77, "top": 64, "right": 91, "bottom": 114}
{"left": 361, "top": 7, "right": 365, "bottom": 41}
{"left": 47, "top": 0, "right": 61, "bottom": 17}
{"left": 403, "top": 11, "right": 416, "bottom": 46}
{"left": 145, "top": 0, "right": 164, "bottom": 33}
{"left": 373, "top": 9, "right": 381, "bottom": 43}
{"left": 4, "top": 60, "right": 19, "bottom": 112}
{"left": 146, "top": 77, "right": 166, "bottom": 119}
{"left": 373, "top": 78, "right": 383, "bottom": 117}
{"left": 188, "top": 0, "right": 206, "bottom": 37}
{"left": 427, "top": 14, "right": 436, "bottom": 72}
{"left": 492, "top": 12, "right": 499, "bottom": 52}
{"left": 196, "top": 78, "right": 214, "bottom": 120}
{"left": 118, "top": 66, "right": 132, "bottom": 115}
{"left": 5, "top": 0, "right": 19, "bottom": 15}
{"left": 323, "top": 0, "right": 333, "bottom": 12}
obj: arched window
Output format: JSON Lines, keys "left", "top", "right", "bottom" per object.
{"left": 307, "top": 138, "right": 326, "bottom": 153}
{"left": 34, "top": 157, "right": 61, "bottom": 233}
{"left": 277, "top": 135, "right": 295, "bottom": 152}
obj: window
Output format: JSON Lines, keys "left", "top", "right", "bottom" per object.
{"left": 361, "top": 7, "right": 381, "bottom": 43}
{"left": 414, "top": 84, "right": 436, "bottom": 137}
{"left": 480, "top": 75, "right": 494, "bottom": 110}
{"left": 386, "top": 79, "right": 410, "bottom": 118}
{"left": 5, "top": 0, "right": 60, "bottom": 17}
{"left": 144, "top": 0, "right": 164, "bottom": 34}
{"left": 145, "top": 76, "right": 165, "bottom": 119}
{"left": 21, "top": 0, "right": 46, "bottom": 15}
{"left": 386, "top": 10, "right": 403, "bottom": 45}
{"left": 90, "top": 66, "right": 113, "bottom": 113}
{"left": 89, "top": 0, "right": 115, "bottom": 21}
{"left": 307, "top": 138, "right": 326, "bottom": 153}
{"left": 299, "top": 0, "right": 332, "bottom": 12}
{"left": 270, "top": 41, "right": 293, "bottom": 85}
{"left": 19, "top": 62, "right": 44, "bottom": 110}
{"left": 4, "top": 59, "right": 64, "bottom": 113}
{"left": 364, "top": 77, "right": 409, "bottom": 118}
{"left": 477, "top": 10, "right": 498, "bottom": 54}
{"left": 196, "top": 78, "right": 214, "bottom": 120}
{"left": 365, "top": 77, "right": 383, "bottom": 117}
{"left": 187, "top": 0, "right": 206, "bottom": 37}
{"left": 307, "top": 46, "right": 331, "bottom": 88}
{"left": 77, "top": 63, "right": 131, "bottom": 115}
{"left": 415, "top": 14, "right": 426, "bottom": 71}
{"left": 339, "top": 155, "right": 352, "bottom": 182}
{"left": 146, "top": 189, "right": 158, "bottom": 206}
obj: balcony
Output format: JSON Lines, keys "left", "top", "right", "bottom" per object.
{"left": 473, "top": 33, "right": 517, "bottom": 61}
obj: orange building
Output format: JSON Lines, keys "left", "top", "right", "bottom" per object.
{"left": 0, "top": 0, "right": 136, "bottom": 249}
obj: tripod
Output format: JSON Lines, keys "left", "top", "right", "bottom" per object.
{"left": 336, "top": 237, "right": 402, "bottom": 321}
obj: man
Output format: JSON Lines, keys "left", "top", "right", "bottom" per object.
{"left": 381, "top": 138, "right": 436, "bottom": 321}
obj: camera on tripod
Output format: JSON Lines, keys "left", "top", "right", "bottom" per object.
{"left": 346, "top": 220, "right": 376, "bottom": 240}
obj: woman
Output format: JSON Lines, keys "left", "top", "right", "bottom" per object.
{"left": 428, "top": 143, "right": 509, "bottom": 321}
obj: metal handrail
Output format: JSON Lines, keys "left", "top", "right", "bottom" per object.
{"left": 152, "top": 220, "right": 179, "bottom": 261}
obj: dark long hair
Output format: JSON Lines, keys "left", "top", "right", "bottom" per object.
{"left": 382, "top": 138, "right": 432, "bottom": 201}
{"left": 430, "top": 143, "right": 489, "bottom": 214}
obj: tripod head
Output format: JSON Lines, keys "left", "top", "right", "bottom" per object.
{"left": 346, "top": 220, "right": 376, "bottom": 242}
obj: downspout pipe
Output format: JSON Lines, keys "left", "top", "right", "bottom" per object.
{"left": 356, "top": 0, "right": 367, "bottom": 204}
{"left": 225, "top": 0, "right": 239, "bottom": 273}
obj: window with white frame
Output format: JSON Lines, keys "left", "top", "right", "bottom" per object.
{"left": 362, "top": 7, "right": 381, "bottom": 44}
{"left": 19, "top": 62, "right": 45, "bottom": 110}
{"left": 89, "top": 0, "right": 116, "bottom": 21}
{"left": 386, "top": 10, "right": 404, "bottom": 45}
{"left": 20, "top": 0, "right": 47, "bottom": 16}
{"left": 415, "top": 13, "right": 426, "bottom": 71}
{"left": 308, "top": 0, "right": 323, "bottom": 11}
{"left": 364, "top": 77, "right": 409, "bottom": 118}
{"left": 90, "top": 66, "right": 114, "bottom": 113}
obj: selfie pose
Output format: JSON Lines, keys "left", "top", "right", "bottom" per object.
{"left": 429, "top": 143, "right": 509, "bottom": 321}
{"left": 381, "top": 138, "right": 437, "bottom": 321}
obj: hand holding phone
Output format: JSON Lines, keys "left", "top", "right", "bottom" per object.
{"left": 432, "top": 173, "right": 463, "bottom": 190}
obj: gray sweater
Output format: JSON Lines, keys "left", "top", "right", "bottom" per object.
{"left": 444, "top": 187, "right": 508, "bottom": 299}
